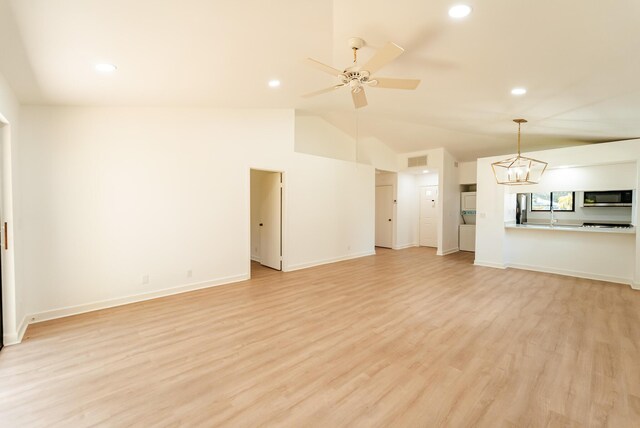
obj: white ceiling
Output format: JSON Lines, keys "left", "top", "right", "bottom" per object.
{"left": 2, "top": 0, "right": 640, "bottom": 160}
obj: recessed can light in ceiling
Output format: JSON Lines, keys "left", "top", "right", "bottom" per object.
{"left": 449, "top": 4, "right": 472, "bottom": 18}
{"left": 422, "top": 170, "right": 430, "bottom": 174}
{"left": 511, "top": 87, "right": 527, "bottom": 95}
{"left": 268, "top": 80, "right": 281, "bottom": 88}
{"left": 95, "top": 63, "right": 117, "bottom": 72}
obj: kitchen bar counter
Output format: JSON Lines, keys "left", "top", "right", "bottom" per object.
{"left": 505, "top": 223, "right": 636, "bottom": 234}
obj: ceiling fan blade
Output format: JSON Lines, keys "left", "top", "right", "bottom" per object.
{"left": 301, "top": 85, "right": 344, "bottom": 98}
{"left": 304, "top": 58, "right": 344, "bottom": 77}
{"left": 352, "top": 89, "right": 368, "bottom": 109}
{"left": 371, "top": 77, "right": 421, "bottom": 90}
{"left": 362, "top": 42, "right": 405, "bottom": 74}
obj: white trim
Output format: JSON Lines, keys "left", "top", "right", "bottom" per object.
{"left": 507, "top": 262, "right": 632, "bottom": 286}
{"left": 631, "top": 282, "right": 640, "bottom": 291}
{"left": 392, "top": 243, "right": 418, "bottom": 250}
{"left": 250, "top": 256, "right": 261, "bottom": 263}
{"left": 285, "top": 251, "right": 375, "bottom": 272}
{"left": 3, "top": 314, "right": 28, "bottom": 345}
{"left": 28, "top": 274, "right": 249, "bottom": 325}
{"left": 438, "top": 247, "right": 459, "bottom": 256}
{"left": 474, "top": 260, "right": 507, "bottom": 269}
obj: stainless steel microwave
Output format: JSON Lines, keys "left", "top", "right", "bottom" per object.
{"left": 583, "top": 190, "right": 633, "bottom": 207}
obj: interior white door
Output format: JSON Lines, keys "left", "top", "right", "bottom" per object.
{"left": 375, "top": 185, "right": 393, "bottom": 248}
{"left": 419, "top": 185, "right": 438, "bottom": 247}
{"left": 259, "top": 172, "right": 282, "bottom": 270}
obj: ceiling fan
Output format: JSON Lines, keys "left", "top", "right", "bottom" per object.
{"left": 302, "top": 37, "right": 421, "bottom": 109}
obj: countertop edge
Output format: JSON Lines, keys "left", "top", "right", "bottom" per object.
{"left": 504, "top": 223, "right": 636, "bottom": 234}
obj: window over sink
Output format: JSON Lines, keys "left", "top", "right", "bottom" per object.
{"left": 531, "top": 191, "right": 575, "bottom": 212}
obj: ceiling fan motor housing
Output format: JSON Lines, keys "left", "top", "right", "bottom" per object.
{"left": 341, "top": 69, "right": 377, "bottom": 92}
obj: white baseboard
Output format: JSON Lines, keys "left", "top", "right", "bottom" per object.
{"left": 3, "top": 315, "right": 29, "bottom": 346}
{"left": 285, "top": 251, "right": 376, "bottom": 272}
{"left": 392, "top": 243, "right": 418, "bottom": 250}
{"left": 474, "top": 260, "right": 507, "bottom": 269}
{"left": 27, "top": 273, "right": 250, "bottom": 326}
{"left": 631, "top": 282, "right": 640, "bottom": 291}
{"left": 250, "top": 256, "right": 261, "bottom": 263}
{"left": 507, "top": 262, "right": 632, "bottom": 286}
{"left": 438, "top": 247, "right": 459, "bottom": 256}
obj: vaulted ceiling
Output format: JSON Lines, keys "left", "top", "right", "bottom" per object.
{"left": 1, "top": 0, "right": 639, "bottom": 160}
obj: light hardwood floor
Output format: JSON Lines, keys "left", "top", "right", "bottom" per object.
{"left": 1, "top": 247, "right": 639, "bottom": 427}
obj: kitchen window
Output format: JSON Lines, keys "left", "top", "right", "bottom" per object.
{"left": 531, "top": 191, "right": 575, "bottom": 212}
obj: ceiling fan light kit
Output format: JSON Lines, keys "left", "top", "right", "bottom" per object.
{"left": 492, "top": 119, "right": 548, "bottom": 185}
{"left": 303, "top": 37, "right": 421, "bottom": 108}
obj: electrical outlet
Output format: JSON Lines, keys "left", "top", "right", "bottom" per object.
{"left": 142, "top": 275, "right": 149, "bottom": 284}
{"left": 187, "top": 270, "right": 193, "bottom": 278}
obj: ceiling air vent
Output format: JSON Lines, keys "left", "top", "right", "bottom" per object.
{"left": 407, "top": 155, "right": 428, "bottom": 168}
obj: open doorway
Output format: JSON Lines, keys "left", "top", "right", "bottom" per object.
{"left": 250, "top": 169, "right": 283, "bottom": 274}
{"left": 375, "top": 170, "right": 396, "bottom": 249}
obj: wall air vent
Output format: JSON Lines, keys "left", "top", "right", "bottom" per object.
{"left": 407, "top": 155, "right": 428, "bottom": 168}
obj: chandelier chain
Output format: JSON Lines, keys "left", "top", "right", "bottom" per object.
{"left": 517, "top": 122, "right": 521, "bottom": 155}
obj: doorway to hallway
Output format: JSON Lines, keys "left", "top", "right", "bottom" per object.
{"left": 250, "top": 169, "right": 283, "bottom": 272}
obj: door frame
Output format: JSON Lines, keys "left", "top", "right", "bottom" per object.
{"left": 374, "top": 185, "right": 394, "bottom": 248}
{"left": 0, "top": 113, "right": 17, "bottom": 346}
{"left": 248, "top": 167, "right": 286, "bottom": 277}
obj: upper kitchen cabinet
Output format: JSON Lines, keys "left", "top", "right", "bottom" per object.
{"left": 458, "top": 161, "right": 477, "bottom": 185}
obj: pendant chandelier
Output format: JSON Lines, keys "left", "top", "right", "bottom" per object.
{"left": 492, "top": 119, "right": 547, "bottom": 185}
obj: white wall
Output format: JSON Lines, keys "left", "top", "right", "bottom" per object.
{"left": 458, "top": 160, "right": 477, "bottom": 184}
{"left": 415, "top": 172, "right": 439, "bottom": 187}
{"left": 358, "top": 137, "right": 399, "bottom": 172}
{"left": 395, "top": 172, "right": 419, "bottom": 249}
{"left": 504, "top": 229, "right": 635, "bottom": 284}
{"left": 294, "top": 112, "right": 399, "bottom": 172}
{"left": 0, "top": 72, "right": 22, "bottom": 344}
{"left": 295, "top": 114, "right": 355, "bottom": 162}
{"left": 475, "top": 140, "right": 640, "bottom": 288}
{"left": 18, "top": 106, "right": 375, "bottom": 323}
{"left": 441, "top": 150, "right": 460, "bottom": 254}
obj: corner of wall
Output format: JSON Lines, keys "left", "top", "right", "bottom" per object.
{"left": 3, "top": 314, "right": 29, "bottom": 345}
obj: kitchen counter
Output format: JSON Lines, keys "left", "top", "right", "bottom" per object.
{"left": 505, "top": 223, "right": 636, "bottom": 234}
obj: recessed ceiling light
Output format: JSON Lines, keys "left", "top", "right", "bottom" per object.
{"left": 95, "top": 63, "right": 117, "bottom": 73}
{"left": 449, "top": 4, "right": 472, "bottom": 18}
{"left": 422, "top": 170, "right": 430, "bottom": 174}
{"left": 511, "top": 87, "right": 527, "bottom": 95}
{"left": 268, "top": 80, "right": 281, "bottom": 88}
